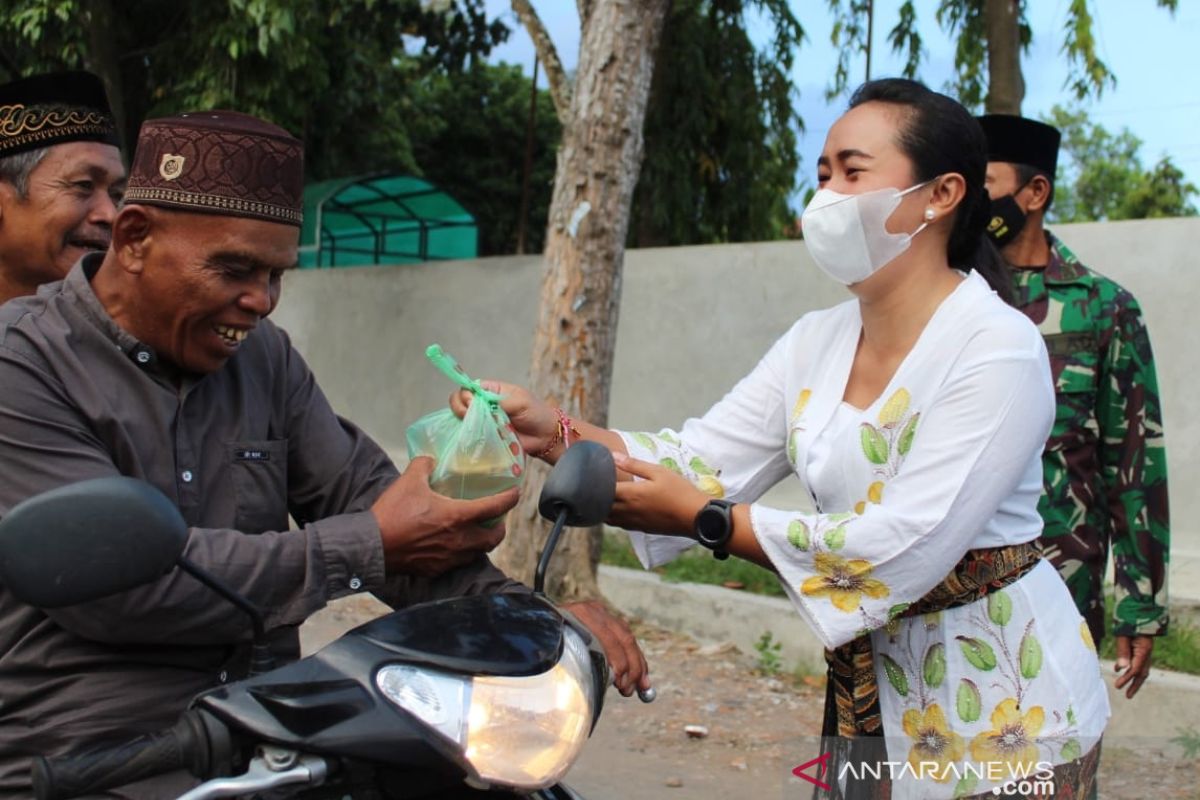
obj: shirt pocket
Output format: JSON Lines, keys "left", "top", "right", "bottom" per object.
{"left": 1044, "top": 333, "right": 1099, "bottom": 449}
{"left": 227, "top": 439, "right": 289, "bottom": 533}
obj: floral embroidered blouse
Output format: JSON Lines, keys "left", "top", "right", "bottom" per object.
{"left": 617, "top": 271, "right": 1109, "bottom": 799}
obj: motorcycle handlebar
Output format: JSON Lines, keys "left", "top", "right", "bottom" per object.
{"left": 33, "top": 710, "right": 230, "bottom": 800}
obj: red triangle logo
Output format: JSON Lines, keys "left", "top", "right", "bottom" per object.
{"left": 792, "top": 751, "right": 832, "bottom": 791}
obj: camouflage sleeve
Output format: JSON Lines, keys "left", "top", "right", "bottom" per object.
{"left": 1097, "top": 293, "right": 1170, "bottom": 637}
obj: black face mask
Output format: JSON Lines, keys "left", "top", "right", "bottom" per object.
{"left": 986, "top": 193, "right": 1027, "bottom": 248}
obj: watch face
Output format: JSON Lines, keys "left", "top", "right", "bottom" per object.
{"left": 696, "top": 506, "right": 729, "bottom": 545}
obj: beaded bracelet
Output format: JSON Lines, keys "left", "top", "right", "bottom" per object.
{"left": 533, "top": 407, "right": 581, "bottom": 460}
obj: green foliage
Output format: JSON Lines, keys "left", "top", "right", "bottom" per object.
{"left": 935, "top": 0, "right": 986, "bottom": 110}
{"left": 409, "top": 63, "right": 560, "bottom": 255}
{"left": 1121, "top": 158, "right": 1199, "bottom": 220}
{"left": 753, "top": 630, "right": 783, "bottom": 676}
{"left": 931, "top": 0, "right": 1153, "bottom": 109}
{"left": 1060, "top": 0, "right": 1113, "bottom": 101}
{"left": 0, "top": 0, "right": 509, "bottom": 180}
{"left": 599, "top": 530, "right": 644, "bottom": 569}
{"left": 887, "top": 2, "right": 923, "bottom": 83}
{"left": 826, "top": 0, "right": 922, "bottom": 100}
{"left": 935, "top": 0, "right": 1031, "bottom": 111}
{"left": 824, "top": 2, "right": 1172, "bottom": 113}
{"left": 826, "top": 0, "right": 871, "bottom": 101}
{"left": 1044, "top": 104, "right": 1198, "bottom": 222}
{"left": 628, "top": 0, "right": 803, "bottom": 247}
{"left": 2, "top": 0, "right": 86, "bottom": 70}
{"left": 5, "top": 0, "right": 810, "bottom": 252}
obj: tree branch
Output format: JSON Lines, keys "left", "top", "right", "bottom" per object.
{"left": 511, "top": 0, "right": 571, "bottom": 124}
{"left": 576, "top": 0, "right": 594, "bottom": 28}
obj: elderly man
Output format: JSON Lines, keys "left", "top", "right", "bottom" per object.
{"left": 0, "top": 70, "right": 125, "bottom": 303}
{"left": 979, "top": 114, "right": 1170, "bottom": 702}
{"left": 0, "top": 110, "right": 645, "bottom": 797}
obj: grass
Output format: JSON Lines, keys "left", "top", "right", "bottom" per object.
{"left": 602, "top": 530, "right": 1200, "bottom": 677}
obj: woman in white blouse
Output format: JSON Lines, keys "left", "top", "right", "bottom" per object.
{"left": 456, "top": 79, "right": 1107, "bottom": 799}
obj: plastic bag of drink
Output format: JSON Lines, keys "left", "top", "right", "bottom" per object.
{"left": 405, "top": 344, "right": 524, "bottom": 501}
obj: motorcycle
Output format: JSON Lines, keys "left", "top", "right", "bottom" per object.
{"left": 0, "top": 441, "right": 652, "bottom": 800}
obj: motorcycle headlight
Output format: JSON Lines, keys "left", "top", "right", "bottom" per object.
{"left": 375, "top": 626, "right": 596, "bottom": 790}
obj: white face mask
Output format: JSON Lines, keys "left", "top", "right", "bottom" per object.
{"left": 800, "top": 180, "right": 934, "bottom": 285}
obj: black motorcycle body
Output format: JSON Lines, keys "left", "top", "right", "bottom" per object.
{"left": 0, "top": 442, "right": 626, "bottom": 800}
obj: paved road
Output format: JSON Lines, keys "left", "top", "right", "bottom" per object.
{"left": 301, "top": 596, "right": 1200, "bottom": 800}
{"left": 300, "top": 596, "right": 821, "bottom": 799}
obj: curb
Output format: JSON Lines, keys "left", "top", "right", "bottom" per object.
{"left": 598, "top": 564, "right": 1200, "bottom": 741}
{"left": 598, "top": 564, "right": 826, "bottom": 671}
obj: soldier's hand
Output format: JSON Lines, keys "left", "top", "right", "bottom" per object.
{"left": 371, "top": 456, "right": 519, "bottom": 577}
{"left": 1113, "top": 634, "right": 1154, "bottom": 699}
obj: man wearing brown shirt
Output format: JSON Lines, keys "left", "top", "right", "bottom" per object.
{"left": 0, "top": 111, "right": 646, "bottom": 797}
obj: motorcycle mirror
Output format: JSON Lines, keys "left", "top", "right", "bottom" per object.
{"left": 0, "top": 477, "right": 187, "bottom": 608}
{"left": 538, "top": 441, "right": 616, "bottom": 527}
{"left": 534, "top": 442, "right": 617, "bottom": 595}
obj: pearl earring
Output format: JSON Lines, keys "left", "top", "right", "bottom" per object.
{"left": 924, "top": 208, "right": 936, "bottom": 222}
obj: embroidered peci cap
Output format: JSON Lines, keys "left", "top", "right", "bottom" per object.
{"left": 123, "top": 110, "right": 303, "bottom": 227}
{"left": 0, "top": 71, "right": 119, "bottom": 157}
{"left": 976, "top": 114, "right": 1062, "bottom": 177}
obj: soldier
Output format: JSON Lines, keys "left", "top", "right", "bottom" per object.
{"left": 979, "top": 114, "right": 1169, "bottom": 700}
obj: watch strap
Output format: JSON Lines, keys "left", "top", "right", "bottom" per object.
{"left": 694, "top": 498, "right": 736, "bottom": 559}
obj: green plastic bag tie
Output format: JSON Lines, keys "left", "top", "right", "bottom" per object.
{"left": 425, "top": 344, "right": 503, "bottom": 406}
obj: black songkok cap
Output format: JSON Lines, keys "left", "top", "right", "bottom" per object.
{"left": 977, "top": 114, "right": 1062, "bottom": 177}
{"left": 0, "top": 71, "right": 118, "bottom": 158}
{"left": 123, "top": 110, "right": 303, "bottom": 227}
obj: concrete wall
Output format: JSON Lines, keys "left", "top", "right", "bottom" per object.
{"left": 271, "top": 217, "right": 1200, "bottom": 551}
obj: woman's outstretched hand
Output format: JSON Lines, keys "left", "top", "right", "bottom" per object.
{"left": 610, "top": 452, "right": 709, "bottom": 538}
{"left": 449, "top": 380, "right": 558, "bottom": 457}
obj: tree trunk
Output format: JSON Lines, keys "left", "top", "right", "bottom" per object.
{"left": 82, "top": 0, "right": 128, "bottom": 156}
{"left": 984, "top": 0, "right": 1024, "bottom": 113}
{"left": 493, "top": 0, "right": 670, "bottom": 601}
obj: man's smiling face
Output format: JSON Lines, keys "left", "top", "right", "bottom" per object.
{"left": 0, "top": 141, "right": 125, "bottom": 285}
{"left": 117, "top": 206, "right": 298, "bottom": 375}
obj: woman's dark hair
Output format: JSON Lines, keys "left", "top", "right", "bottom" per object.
{"left": 848, "top": 78, "right": 1014, "bottom": 305}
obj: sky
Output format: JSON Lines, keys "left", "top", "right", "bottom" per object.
{"left": 481, "top": 1, "right": 1200, "bottom": 205}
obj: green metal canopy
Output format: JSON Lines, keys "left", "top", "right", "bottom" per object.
{"left": 299, "top": 174, "right": 477, "bottom": 268}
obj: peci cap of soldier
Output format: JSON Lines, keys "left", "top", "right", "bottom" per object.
{"left": 122, "top": 110, "right": 303, "bottom": 227}
{"left": 976, "top": 114, "right": 1062, "bottom": 177}
{"left": 0, "top": 70, "right": 119, "bottom": 158}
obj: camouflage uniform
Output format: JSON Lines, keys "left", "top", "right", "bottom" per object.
{"left": 1013, "top": 231, "right": 1170, "bottom": 645}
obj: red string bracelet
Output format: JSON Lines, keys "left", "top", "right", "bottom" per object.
{"left": 533, "top": 408, "right": 581, "bottom": 460}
